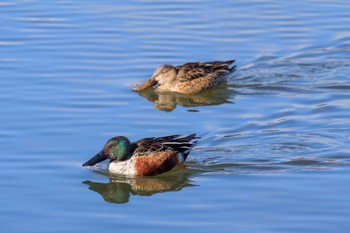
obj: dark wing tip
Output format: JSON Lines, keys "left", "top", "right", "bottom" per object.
{"left": 229, "top": 65, "right": 237, "bottom": 72}
{"left": 185, "top": 133, "right": 200, "bottom": 141}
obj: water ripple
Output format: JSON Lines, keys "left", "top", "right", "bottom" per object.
{"left": 1, "top": 0, "right": 350, "bottom": 232}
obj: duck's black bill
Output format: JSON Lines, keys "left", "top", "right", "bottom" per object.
{"left": 82, "top": 151, "right": 108, "bottom": 166}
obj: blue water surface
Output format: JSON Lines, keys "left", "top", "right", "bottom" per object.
{"left": 1, "top": 0, "right": 350, "bottom": 232}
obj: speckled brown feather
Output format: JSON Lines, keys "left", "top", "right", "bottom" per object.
{"left": 170, "top": 60, "right": 235, "bottom": 93}
{"left": 175, "top": 60, "right": 235, "bottom": 83}
{"left": 174, "top": 73, "right": 221, "bottom": 94}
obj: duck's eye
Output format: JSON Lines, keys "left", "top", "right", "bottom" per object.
{"left": 162, "top": 68, "right": 169, "bottom": 73}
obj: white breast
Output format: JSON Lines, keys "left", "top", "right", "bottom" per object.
{"left": 108, "top": 159, "right": 137, "bottom": 176}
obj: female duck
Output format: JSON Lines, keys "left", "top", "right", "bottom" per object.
{"left": 83, "top": 134, "right": 198, "bottom": 176}
{"left": 134, "top": 60, "right": 236, "bottom": 94}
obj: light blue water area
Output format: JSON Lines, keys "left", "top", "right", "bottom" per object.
{"left": 1, "top": 0, "right": 350, "bottom": 232}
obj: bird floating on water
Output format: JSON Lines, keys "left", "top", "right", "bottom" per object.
{"left": 133, "top": 60, "right": 236, "bottom": 94}
{"left": 82, "top": 134, "right": 198, "bottom": 176}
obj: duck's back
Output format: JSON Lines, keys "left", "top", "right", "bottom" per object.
{"left": 173, "top": 60, "right": 236, "bottom": 94}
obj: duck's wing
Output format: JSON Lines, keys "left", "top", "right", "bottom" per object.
{"left": 175, "top": 60, "right": 236, "bottom": 82}
{"left": 131, "top": 134, "right": 198, "bottom": 159}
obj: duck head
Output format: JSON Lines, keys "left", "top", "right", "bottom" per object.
{"left": 82, "top": 136, "right": 131, "bottom": 166}
{"left": 134, "top": 64, "right": 177, "bottom": 91}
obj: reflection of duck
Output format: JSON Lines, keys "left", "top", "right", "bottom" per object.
{"left": 133, "top": 60, "right": 236, "bottom": 94}
{"left": 82, "top": 171, "right": 197, "bottom": 204}
{"left": 83, "top": 134, "right": 198, "bottom": 176}
{"left": 137, "top": 85, "right": 236, "bottom": 111}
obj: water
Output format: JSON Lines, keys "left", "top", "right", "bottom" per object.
{"left": 1, "top": 0, "right": 350, "bottom": 232}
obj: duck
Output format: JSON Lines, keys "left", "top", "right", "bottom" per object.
{"left": 82, "top": 134, "right": 198, "bottom": 176}
{"left": 133, "top": 60, "right": 236, "bottom": 94}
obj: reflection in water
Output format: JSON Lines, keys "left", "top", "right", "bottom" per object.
{"left": 83, "top": 170, "right": 197, "bottom": 204}
{"left": 136, "top": 84, "right": 236, "bottom": 111}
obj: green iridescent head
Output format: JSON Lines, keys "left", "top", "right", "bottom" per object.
{"left": 82, "top": 136, "right": 131, "bottom": 167}
{"left": 102, "top": 136, "right": 131, "bottom": 161}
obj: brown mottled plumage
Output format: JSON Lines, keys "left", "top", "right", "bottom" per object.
{"left": 134, "top": 60, "right": 236, "bottom": 94}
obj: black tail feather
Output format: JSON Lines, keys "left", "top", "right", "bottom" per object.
{"left": 158, "top": 134, "right": 199, "bottom": 161}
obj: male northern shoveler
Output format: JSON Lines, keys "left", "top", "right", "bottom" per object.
{"left": 133, "top": 60, "right": 236, "bottom": 94}
{"left": 82, "top": 134, "right": 198, "bottom": 176}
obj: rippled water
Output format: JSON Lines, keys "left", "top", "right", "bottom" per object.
{"left": 1, "top": 0, "right": 350, "bottom": 232}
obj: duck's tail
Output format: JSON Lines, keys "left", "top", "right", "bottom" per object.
{"left": 159, "top": 133, "right": 199, "bottom": 163}
{"left": 225, "top": 59, "right": 236, "bottom": 72}
{"left": 207, "top": 59, "right": 236, "bottom": 75}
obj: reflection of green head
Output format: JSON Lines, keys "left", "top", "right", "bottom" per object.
{"left": 103, "top": 136, "right": 131, "bottom": 161}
